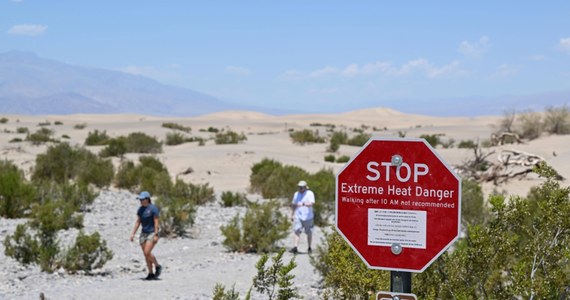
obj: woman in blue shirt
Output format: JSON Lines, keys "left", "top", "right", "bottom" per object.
{"left": 130, "top": 191, "right": 162, "bottom": 280}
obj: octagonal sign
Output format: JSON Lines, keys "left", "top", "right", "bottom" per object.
{"left": 335, "top": 137, "right": 461, "bottom": 272}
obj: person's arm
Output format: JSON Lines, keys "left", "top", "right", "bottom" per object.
{"left": 153, "top": 215, "right": 159, "bottom": 243}
{"left": 130, "top": 217, "right": 141, "bottom": 242}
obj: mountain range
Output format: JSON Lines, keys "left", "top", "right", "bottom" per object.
{"left": 0, "top": 51, "right": 240, "bottom": 116}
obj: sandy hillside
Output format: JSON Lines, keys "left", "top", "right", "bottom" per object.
{"left": 0, "top": 108, "right": 568, "bottom": 299}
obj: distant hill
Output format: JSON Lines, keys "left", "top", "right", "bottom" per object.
{"left": 0, "top": 51, "right": 238, "bottom": 116}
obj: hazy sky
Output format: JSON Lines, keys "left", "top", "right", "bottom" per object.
{"left": 1, "top": 1, "right": 569, "bottom": 115}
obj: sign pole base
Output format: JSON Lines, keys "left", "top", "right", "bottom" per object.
{"left": 390, "top": 271, "right": 412, "bottom": 293}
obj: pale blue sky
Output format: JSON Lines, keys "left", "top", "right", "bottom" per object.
{"left": 1, "top": 1, "right": 569, "bottom": 115}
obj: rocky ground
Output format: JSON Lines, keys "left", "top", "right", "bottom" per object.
{"left": 0, "top": 190, "right": 326, "bottom": 300}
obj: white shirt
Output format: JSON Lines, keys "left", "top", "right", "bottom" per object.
{"left": 292, "top": 189, "right": 315, "bottom": 221}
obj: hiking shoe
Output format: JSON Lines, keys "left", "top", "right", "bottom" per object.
{"left": 155, "top": 265, "right": 162, "bottom": 278}
{"left": 289, "top": 247, "right": 298, "bottom": 254}
{"left": 308, "top": 247, "right": 312, "bottom": 254}
{"left": 144, "top": 273, "right": 156, "bottom": 280}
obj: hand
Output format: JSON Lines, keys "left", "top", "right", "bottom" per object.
{"left": 153, "top": 235, "right": 159, "bottom": 243}
{"left": 129, "top": 234, "right": 134, "bottom": 242}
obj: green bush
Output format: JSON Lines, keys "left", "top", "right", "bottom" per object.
{"left": 517, "top": 111, "right": 542, "bottom": 140}
{"left": 252, "top": 248, "right": 299, "bottom": 299}
{"left": 324, "top": 154, "right": 336, "bottom": 162}
{"left": 26, "top": 128, "right": 53, "bottom": 145}
{"left": 30, "top": 199, "right": 84, "bottom": 232}
{"left": 458, "top": 139, "right": 477, "bottom": 149}
{"left": 124, "top": 132, "right": 163, "bottom": 153}
{"left": 311, "top": 231, "right": 389, "bottom": 298}
{"left": 74, "top": 123, "right": 87, "bottom": 130}
{"left": 347, "top": 133, "right": 371, "bottom": 146}
{"left": 328, "top": 131, "right": 348, "bottom": 152}
{"left": 3, "top": 224, "right": 40, "bottom": 265}
{"left": 32, "top": 143, "right": 114, "bottom": 188}
{"left": 0, "top": 160, "right": 35, "bottom": 218}
{"left": 215, "top": 130, "right": 247, "bottom": 144}
{"left": 419, "top": 133, "right": 443, "bottom": 147}
{"left": 114, "top": 156, "right": 172, "bottom": 194}
{"left": 461, "top": 179, "right": 487, "bottom": 226}
{"left": 54, "top": 121, "right": 63, "bottom": 125}
{"left": 249, "top": 159, "right": 335, "bottom": 226}
{"left": 0, "top": 117, "right": 8, "bottom": 124}
{"left": 38, "top": 121, "right": 51, "bottom": 126}
{"left": 221, "top": 191, "right": 248, "bottom": 207}
{"left": 335, "top": 155, "right": 350, "bottom": 163}
{"left": 220, "top": 200, "right": 290, "bottom": 253}
{"left": 99, "top": 137, "right": 127, "bottom": 157}
{"left": 289, "top": 129, "right": 325, "bottom": 145}
{"left": 212, "top": 283, "right": 241, "bottom": 300}
{"left": 9, "top": 138, "right": 23, "bottom": 143}
{"left": 35, "top": 181, "right": 97, "bottom": 212}
{"left": 165, "top": 132, "right": 190, "bottom": 145}
{"left": 62, "top": 231, "right": 113, "bottom": 273}
{"left": 16, "top": 127, "right": 28, "bottom": 134}
{"left": 85, "top": 130, "right": 111, "bottom": 146}
{"left": 157, "top": 193, "right": 197, "bottom": 237}
{"left": 162, "top": 122, "right": 191, "bottom": 133}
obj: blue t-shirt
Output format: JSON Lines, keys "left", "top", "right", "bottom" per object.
{"left": 137, "top": 204, "right": 160, "bottom": 233}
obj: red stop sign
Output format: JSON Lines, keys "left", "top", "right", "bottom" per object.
{"left": 335, "top": 137, "right": 461, "bottom": 272}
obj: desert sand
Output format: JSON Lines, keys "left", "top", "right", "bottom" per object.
{"left": 0, "top": 108, "right": 568, "bottom": 299}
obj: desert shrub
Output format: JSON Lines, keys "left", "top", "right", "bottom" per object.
{"left": 9, "top": 138, "right": 22, "bottom": 143}
{"left": 165, "top": 132, "right": 190, "bottom": 145}
{"left": 517, "top": 110, "right": 543, "bottom": 140}
{"left": 249, "top": 159, "right": 335, "bottom": 226}
{"left": 0, "top": 117, "right": 8, "bottom": 124}
{"left": 74, "top": 123, "right": 87, "bottom": 130}
{"left": 38, "top": 121, "right": 51, "bottom": 126}
{"left": 215, "top": 130, "right": 247, "bottom": 144}
{"left": 252, "top": 248, "right": 299, "bottom": 300}
{"left": 440, "top": 138, "right": 455, "bottom": 149}
{"left": 251, "top": 162, "right": 309, "bottom": 199}
{"left": 34, "top": 181, "right": 97, "bottom": 212}
{"left": 85, "top": 130, "right": 111, "bottom": 146}
{"left": 3, "top": 224, "right": 40, "bottom": 265}
{"left": 311, "top": 231, "right": 389, "bottom": 298}
{"left": 170, "top": 179, "right": 215, "bottom": 206}
{"left": 328, "top": 131, "right": 348, "bottom": 152}
{"left": 162, "top": 122, "right": 191, "bottom": 133}
{"left": 212, "top": 284, "right": 241, "bottom": 300}
{"left": 30, "top": 199, "right": 84, "bottom": 232}
{"left": 221, "top": 191, "right": 248, "bottom": 207}
{"left": 16, "top": 127, "right": 28, "bottom": 134}
{"left": 335, "top": 155, "right": 350, "bottom": 163}
{"left": 419, "top": 133, "right": 443, "bottom": 147}
{"left": 324, "top": 154, "right": 336, "bottom": 162}
{"left": 124, "top": 132, "right": 163, "bottom": 153}
{"left": 544, "top": 105, "right": 570, "bottom": 134}
{"left": 346, "top": 133, "right": 371, "bottom": 146}
{"left": 200, "top": 126, "right": 219, "bottom": 133}
{"left": 26, "top": 127, "right": 53, "bottom": 145}
{"left": 398, "top": 131, "right": 407, "bottom": 137}
{"left": 458, "top": 139, "right": 477, "bottom": 149}
{"left": 99, "top": 137, "right": 127, "bottom": 157}
{"left": 0, "top": 160, "right": 36, "bottom": 218}
{"left": 461, "top": 179, "right": 487, "bottom": 226}
{"left": 54, "top": 121, "right": 63, "bottom": 125}
{"left": 32, "top": 143, "right": 114, "bottom": 188}
{"left": 289, "top": 129, "right": 325, "bottom": 145}
{"left": 62, "top": 231, "right": 113, "bottom": 273}
{"left": 157, "top": 193, "right": 196, "bottom": 237}
{"left": 220, "top": 200, "right": 290, "bottom": 253}
{"left": 61, "top": 134, "right": 70, "bottom": 139}
{"left": 115, "top": 156, "right": 171, "bottom": 193}
{"left": 307, "top": 169, "right": 336, "bottom": 226}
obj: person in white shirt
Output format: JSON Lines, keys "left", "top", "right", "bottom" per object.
{"left": 289, "top": 180, "right": 315, "bottom": 254}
